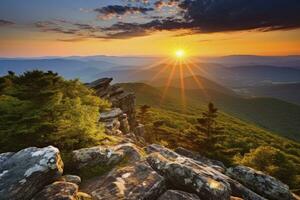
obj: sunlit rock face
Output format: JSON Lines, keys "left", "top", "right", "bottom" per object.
{"left": 100, "top": 108, "right": 123, "bottom": 135}
{"left": 0, "top": 146, "right": 63, "bottom": 200}
{"left": 71, "top": 143, "right": 142, "bottom": 169}
{"left": 0, "top": 143, "right": 297, "bottom": 200}
{"left": 88, "top": 77, "right": 137, "bottom": 128}
{"left": 227, "top": 166, "right": 293, "bottom": 200}
{"left": 146, "top": 144, "right": 267, "bottom": 200}
{"left": 81, "top": 161, "right": 166, "bottom": 200}
{"left": 146, "top": 152, "right": 231, "bottom": 200}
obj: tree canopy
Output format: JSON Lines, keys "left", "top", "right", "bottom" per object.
{"left": 0, "top": 71, "right": 110, "bottom": 152}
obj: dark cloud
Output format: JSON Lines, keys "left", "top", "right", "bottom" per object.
{"left": 102, "top": 0, "right": 300, "bottom": 38}
{"left": 94, "top": 5, "right": 154, "bottom": 19}
{"left": 0, "top": 19, "right": 15, "bottom": 26}
{"left": 179, "top": 0, "right": 300, "bottom": 33}
{"left": 34, "top": 0, "right": 300, "bottom": 40}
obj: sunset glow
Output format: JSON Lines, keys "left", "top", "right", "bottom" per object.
{"left": 0, "top": 1, "right": 299, "bottom": 57}
{"left": 175, "top": 49, "right": 186, "bottom": 59}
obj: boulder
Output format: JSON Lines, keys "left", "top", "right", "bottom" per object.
{"left": 227, "top": 166, "right": 292, "bottom": 200}
{"left": 31, "top": 181, "right": 78, "bottom": 200}
{"left": 175, "top": 147, "right": 226, "bottom": 172}
{"left": 0, "top": 152, "right": 14, "bottom": 166}
{"left": 59, "top": 174, "right": 81, "bottom": 185}
{"left": 71, "top": 143, "right": 142, "bottom": 169}
{"left": 146, "top": 145, "right": 266, "bottom": 200}
{"left": 147, "top": 152, "right": 231, "bottom": 200}
{"left": 113, "top": 143, "right": 142, "bottom": 163}
{"left": 71, "top": 146, "right": 123, "bottom": 169}
{"left": 81, "top": 161, "right": 166, "bottom": 200}
{"left": 158, "top": 190, "right": 201, "bottom": 200}
{"left": 0, "top": 146, "right": 63, "bottom": 200}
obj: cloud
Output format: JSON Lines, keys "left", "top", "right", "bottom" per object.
{"left": 178, "top": 0, "right": 300, "bottom": 33}
{"left": 94, "top": 5, "right": 154, "bottom": 19}
{"left": 34, "top": 0, "right": 300, "bottom": 40}
{"left": 102, "top": 0, "right": 300, "bottom": 38}
{"left": 0, "top": 19, "right": 15, "bottom": 26}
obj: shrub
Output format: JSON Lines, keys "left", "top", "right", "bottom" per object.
{"left": 236, "top": 146, "right": 297, "bottom": 186}
{"left": 0, "top": 70, "right": 110, "bottom": 152}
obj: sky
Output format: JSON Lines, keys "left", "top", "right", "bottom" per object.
{"left": 0, "top": 0, "right": 300, "bottom": 57}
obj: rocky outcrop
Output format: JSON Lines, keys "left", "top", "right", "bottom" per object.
{"left": 81, "top": 161, "right": 166, "bottom": 200}
{"left": 0, "top": 146, "right": 63, "bottom": 200}
{"left": 157, "top": 190, "right": 200, "bottom": 200}
{"left": 71, "top": 146, "right": 124, "bottom": 169}
{"left": 227, "top": 166, "right": 293, "bottom": 200}
{"left": 0, "top": 143, "right": 296, "bottom": 200}
{"left": 99, "top": 108, "right": 123, "bottom": 135}
{"left": 147, "top": 152, "right": 231, "bottom": 200}
{"left": 88, "top": 78, "right": 136, "bottom": 128}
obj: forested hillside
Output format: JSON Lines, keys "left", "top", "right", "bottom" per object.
{"left": 120, "top": 82, "right": 300, "bottom": 188}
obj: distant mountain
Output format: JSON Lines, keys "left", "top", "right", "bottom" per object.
{"left": 200, "top": 55, "right": 300, "bottom": 68}
{"left": 0, "top": 58, "right": 120, "bottom": 82}
{"left": 148, "top": 75, "right": 235, "bottom": 96}
{"left": 119, "top": 82, "right": 300, "bottom": 141}
{"left": 94, "top": 62, "right": 223, "bottom": 83}
{"left": 95, "top": 63, "right": 300, "bottom": 88}
{"left": 239, "top": 83, "right": 300, "bottom": 105}
{"left": 209, "top": 65, "right": 300, "bottom": 87}
{"left": 2, "top": 56, "right": 300, "bottom": 88}
{"left": 65, "top": 55, "right": 161, "bottom": 67}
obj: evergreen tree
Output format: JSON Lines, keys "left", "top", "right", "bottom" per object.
{"left": 0, "top": 70, "right": 110, "bottom": 152}
{"left": 195, "top": 102, "right": 223, "bottom": 148}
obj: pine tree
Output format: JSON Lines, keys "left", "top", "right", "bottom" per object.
{"left": 195, "top": 102, "right": 223, "bottom": 148}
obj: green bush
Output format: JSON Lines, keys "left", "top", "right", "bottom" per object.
{"left": 236, "top": 146, "right": 297, "bottom": 187}
{"left": 0, "top": 70, "right": 110, "bottom": 152}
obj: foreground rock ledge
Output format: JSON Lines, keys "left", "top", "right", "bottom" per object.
{"left": 227, "top": 166, "right": 293, "bottom": 200}
{"left": 0, "top": 146, "right": 63, "bottom": 200}
{"left": 81, "top": 161, "right": 166, "bottom": 200}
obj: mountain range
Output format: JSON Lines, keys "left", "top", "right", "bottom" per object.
{"left": 1, "top": 55, "right": 300, "bottom": 141}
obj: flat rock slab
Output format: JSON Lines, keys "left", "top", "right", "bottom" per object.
{"left": 81, "top": 161, "right": 166, "bottom": 200}
{"left": 100, "top": 108, "right": 123, "bottom": 121}
{"left": 175, "top": 147, "right": 226, "bottom": 172}
{"left": 158, "top": 190, "right": 201, "bottom": 200}
{"left": 72, "top": 146, "right": 123, "bottom": 169}
{"left": 0, "top": 146, "right": 63, "bottom": 200}
{"left": 147, "top": 152, "right": 231, "bottom": 200}
{"left": 227, "top": 166, "right": 292, "bottom": 200}
{"left": 72, "top": 143, "right": 142, "bottom": 169}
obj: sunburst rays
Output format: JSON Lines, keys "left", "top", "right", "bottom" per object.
{"left": 157, "top": 54, "right": 211, "bottom": 111}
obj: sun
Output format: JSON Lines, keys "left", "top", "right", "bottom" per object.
{"left": 175, "top": 49, "right": 186, "bottom": 59}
